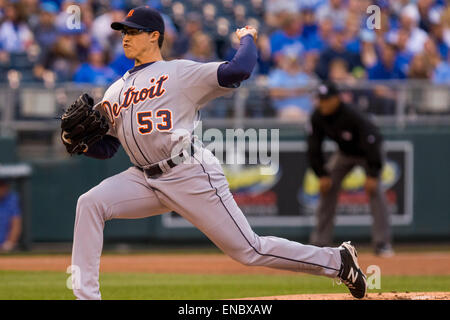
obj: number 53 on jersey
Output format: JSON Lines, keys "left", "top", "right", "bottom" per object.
{"left": 137, "top": 109, "right": 173, "bottom": 135}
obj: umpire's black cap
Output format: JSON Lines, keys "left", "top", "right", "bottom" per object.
{"left": 317, "top": 81, "right": 340, "bottom": 99}
{"left": 111, "top": 6, "right": 165, "bottom": 35}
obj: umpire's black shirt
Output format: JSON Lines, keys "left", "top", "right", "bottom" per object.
{"left": 307, "top": 102, "right": 383, "bottom": 178}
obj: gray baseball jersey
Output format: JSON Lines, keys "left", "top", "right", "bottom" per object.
{"left": 71, "top": 59, "right": 343, "bottom": 300}
{"left": 98, "top": 59, "right": 231, "bottom": 166}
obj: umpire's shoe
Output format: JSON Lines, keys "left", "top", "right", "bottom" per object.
{"left": 338, "top": 241, "right": 367, "bottom": 299}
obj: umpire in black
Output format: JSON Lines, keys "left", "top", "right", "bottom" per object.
{"left": 307, "top": 81, "right": 393, "bottom": 256}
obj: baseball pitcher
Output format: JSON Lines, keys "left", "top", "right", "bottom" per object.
{"left": 63, "top": 6, "right": 367, "bottom": 300}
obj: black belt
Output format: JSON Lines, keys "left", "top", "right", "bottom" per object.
{"left": 136, "top": 144, "right": 195, "bottom": 177}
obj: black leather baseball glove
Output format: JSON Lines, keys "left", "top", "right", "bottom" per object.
{"left": 61, "top": 93, "right": 109, "bottom": 155}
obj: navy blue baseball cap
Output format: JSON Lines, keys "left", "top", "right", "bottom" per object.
{"left": 111, "top": 6, "right": 164, "bottom": 34}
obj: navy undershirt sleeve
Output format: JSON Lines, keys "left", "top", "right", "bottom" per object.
{"left": 217, "top": 34, "right": 258, "bottom": 88}
{"left": 84, "top": 135, "right": 121, "bottom": 160}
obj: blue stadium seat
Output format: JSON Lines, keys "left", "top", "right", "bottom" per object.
{"left": 10, "top": 53, "right": 33, "bottom": 69}
{"left": 0, "top": 65, "right": 8, "bottom": 83}
{"left": 18, "top": 69, "right": 36, "bottom": 83}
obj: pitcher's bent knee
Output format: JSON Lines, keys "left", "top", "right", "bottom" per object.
{"left": 76, "top": 191, "right": 107, "bottom": 221}
{"left": 77, "top": 192, "right": 96, "bottom": 209}
{"left": 224, "top": 243, "right": 263, "bottom": 267}
{"left": 235, "top": 250, "right": 263, "bottom": 266}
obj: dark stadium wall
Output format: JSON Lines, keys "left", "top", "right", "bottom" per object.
{"left": 7, "top": 126, "right": 450, "bottom": 244}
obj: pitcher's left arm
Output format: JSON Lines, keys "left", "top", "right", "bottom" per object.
{"left": 217, "top": 30, "right": 258, "bottom": 88}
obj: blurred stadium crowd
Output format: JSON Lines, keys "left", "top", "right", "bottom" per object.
{"left": 1, "top": 0, "right": 450, "bottom": 119}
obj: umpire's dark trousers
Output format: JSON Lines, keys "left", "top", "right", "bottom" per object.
{"left": 309, "top": 152, "right": 391, "bottom": 247}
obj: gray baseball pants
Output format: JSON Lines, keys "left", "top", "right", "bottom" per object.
{"left": 309, "top": 152, "right": 391, "bottom": 247}
{"left": 71, "top": 148, "right": 342, "bottom": 300}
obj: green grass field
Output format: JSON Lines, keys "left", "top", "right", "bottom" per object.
{"left": 0, "top": 270, "right": 449, "bottom": 300}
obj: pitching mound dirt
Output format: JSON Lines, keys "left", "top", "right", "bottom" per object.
{"left": 238, "top": 292, "right": 450, "bottom": 300}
